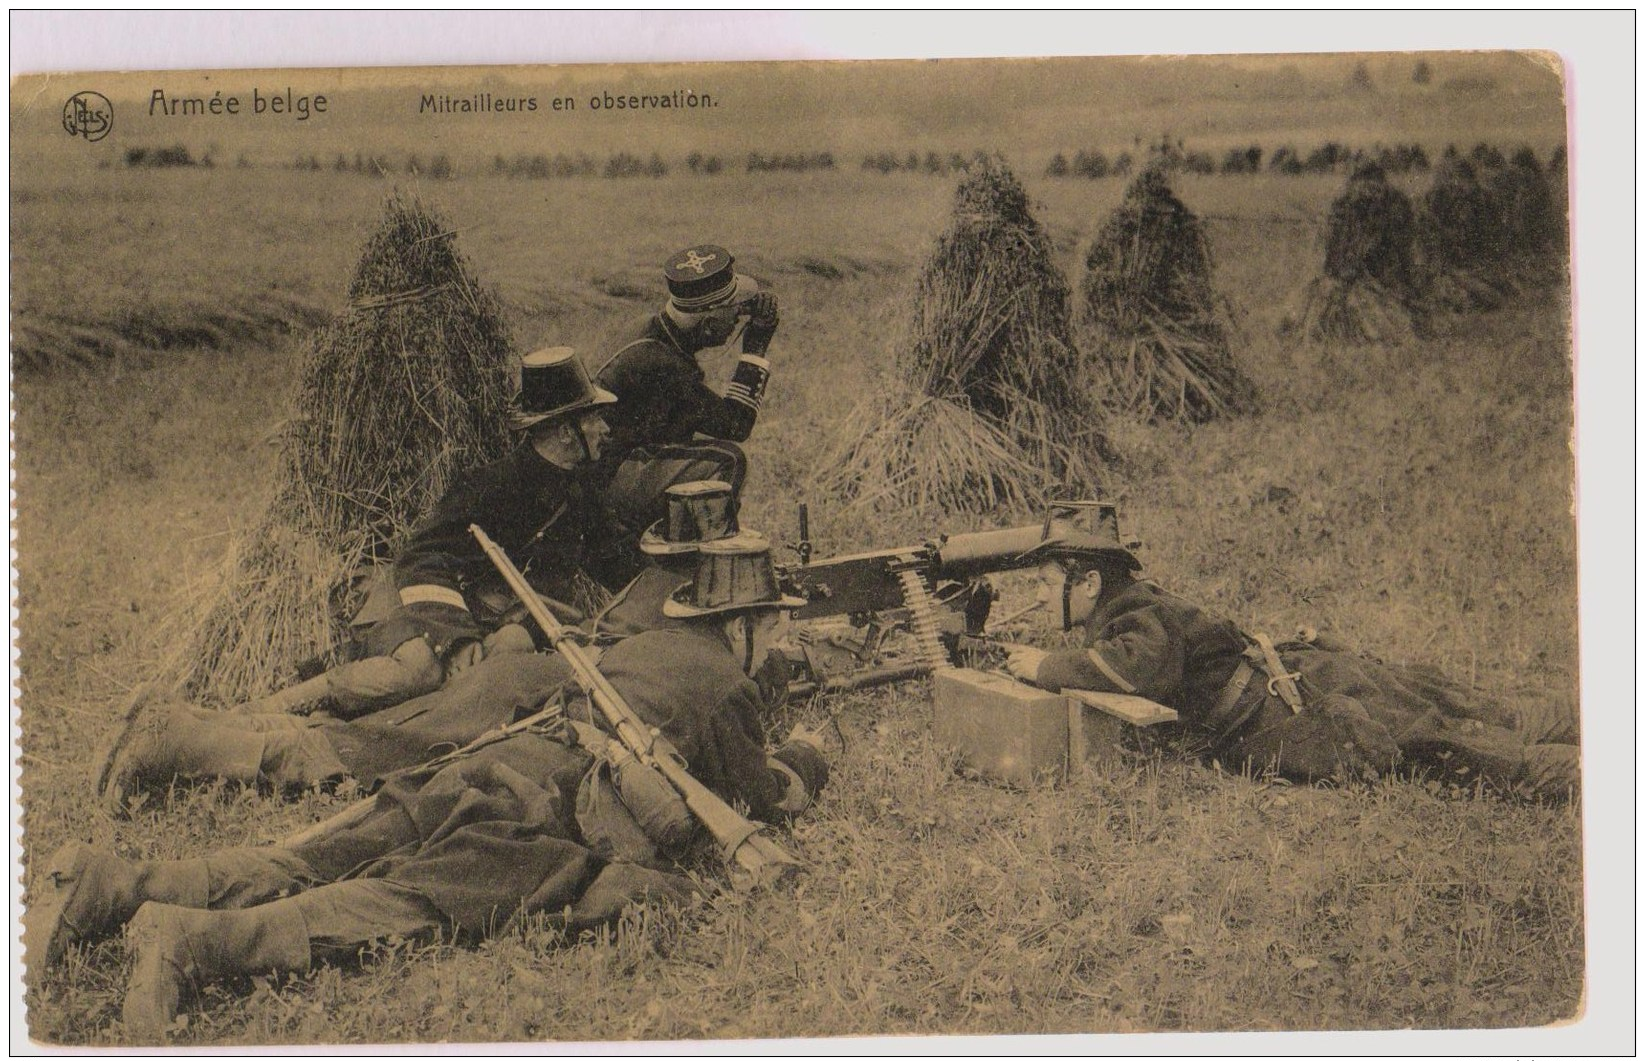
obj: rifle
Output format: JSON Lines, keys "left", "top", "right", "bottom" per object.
{"left": 470, "top": 524, "right": 801, "bottom": 888}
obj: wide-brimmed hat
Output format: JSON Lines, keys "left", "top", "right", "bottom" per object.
{"left": 1021, "top": 501, "right": 1142, "bottom": 571}
{"left": 639, "top": 480, "right": 740, "bottom": 556}
{"left": 663, "top": 244, "right": 757, "bottom": 313}
{"left": 509, "top": 347, "right": 617, "bottom": 431}
{"left": 662, "top": 531, "right": 806, "bottom": 619}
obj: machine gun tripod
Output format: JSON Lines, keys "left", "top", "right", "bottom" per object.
{"left": 775, "top": 500, "right": 1127, "bottom": 694}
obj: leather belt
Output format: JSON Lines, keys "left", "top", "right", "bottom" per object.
{"left": 1206, "top": 659, "right": 1257, "bottom": 741}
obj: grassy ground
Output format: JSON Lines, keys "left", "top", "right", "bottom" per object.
{"left": 15, "top": 165, "right": 1583, "bottom": 1044}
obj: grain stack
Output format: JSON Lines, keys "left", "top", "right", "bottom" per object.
{"left": 814, "top": 158, "right": 1109, "bottom": 516}
{"left": 1488, "top": 147, "right": 1562, "bottom": 284}
{"left": 174, "top": 194, "right": 516, "bottom": 703}
{"left": 1292, "top": 162, "right": 1426, "bottom": 345}
{"left": 1080, "top": 166, "right": 1258, "bottom": 422}
{"left": 1418, "top": 155, "right": 1508, "bottom": 312}
{"left": 1548, "top": 145, "right": 1569, "bottom": 253}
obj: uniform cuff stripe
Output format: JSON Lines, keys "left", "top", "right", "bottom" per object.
{"left": 1085, "top": 649, "right": 1139, "bottom": 693}
{"left": 400, "top": 585, "right": 469, "bottom": 610}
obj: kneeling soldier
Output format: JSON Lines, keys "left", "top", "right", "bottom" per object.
{"left": 27, "top": 533, "right": 827, "bottom": 1041}
{"left": 96, "top": 348, "right": 620, "bottom": 814}
{"left": 1002, "top": 504, "right": 1579, "bottom": 799}
{"left": 93, "top": 479, "right": 781, "bottom": 815}
{"left": 254, "top": 345, "right": 617, "bottom": 720}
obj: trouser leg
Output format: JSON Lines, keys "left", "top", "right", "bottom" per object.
{"left": 245, "top": 638, "right": 444, "bottom": 720}
{"left": 284, "top": 880, "right": 447, "bottom": 961}
{"left": 100, "top": 702, "right": 349, "bottom": 816}
{"left": 289, "top": 797, "right": 423, "bottom": 882}
{"left": 1398, "top": 709, "right": 1578, "bottom": 798}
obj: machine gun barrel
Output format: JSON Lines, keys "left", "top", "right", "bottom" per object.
{"left": 778, "top": 524, "right": 1051, "bottom": 623}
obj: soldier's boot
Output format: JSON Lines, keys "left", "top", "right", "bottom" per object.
{"left": 99, "top": 701, "right": 349, "bottom": 816}
{"left": 24, "top": 842, "right": 209, "bottom": 976}
{"left": 123, "top": 901, "right": 309, "bottom": 1043}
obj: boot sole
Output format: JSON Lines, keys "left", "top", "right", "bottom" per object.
{"left": 122, "top": 903, "right": 187, "bottom": 1043}
{"left": 94, "top": 684, "right": 163, "bottom": 802}
{"left": 23, "top": 841, "right": 95, "bottom": 974}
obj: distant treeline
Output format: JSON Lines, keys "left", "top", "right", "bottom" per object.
{"left": 124, "top": 141, "right": 1560, "bottom": 184}
{"left": 861, "top": 150, "right": 998, "bottom": 175}
{"left": 1043, "top": 141, "right": 1557, "bottom": 180}
{"left": 124, "top": 145, "right": 211, "bottom": 169}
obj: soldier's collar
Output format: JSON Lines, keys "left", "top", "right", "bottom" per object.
{"left": 654, "top": 313, "right": 689, "bottom": 354}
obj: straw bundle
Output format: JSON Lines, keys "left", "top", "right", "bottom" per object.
{"left": 1548, "top": 145, "right": 1569, "bottom": 253}
{"left": 1294, "top": 163, "right": 1425, "bottom": 345}
{"left": 175, "top": 194, "right": 517, "bottom": 704}
{"left": 1486, "top": 147, "right": 1563, "bottom": 286}
{"left": 814, "top": 158, "right": 1109, "bottom": 517}
{"left": 1417, "top": 155, "right": 1509, "bottom": 312}
{"left": 1081, "top": 167, "right": 1258, "bottom": 422}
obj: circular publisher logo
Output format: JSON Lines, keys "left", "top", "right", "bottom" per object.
{"left": 62, "top": 91, "right": 113, "bottom": 142}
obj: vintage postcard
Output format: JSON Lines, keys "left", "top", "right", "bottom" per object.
{"left": 9, "top": 32, "right": 1622, "bottom": 1052}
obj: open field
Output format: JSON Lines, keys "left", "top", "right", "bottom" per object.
{"left": 15, "top": 153, "right": 1583, "bottom": 1044}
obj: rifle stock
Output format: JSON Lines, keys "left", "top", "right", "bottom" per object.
{"left": 469, "top": 524, "right": 800, "bottom": 887}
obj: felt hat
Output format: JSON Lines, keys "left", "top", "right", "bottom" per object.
{"left": 662, "top": 531, "right": 806, "bottom": 618}
{"left": 509, "top": 347, "right": 617, "bottom": 431}
{"left": 639, "top": 480, "right": 740, "bottom": 555}
{"left": 663, "top": 245, "right": 756, "bottom": 313}
{"left": 1022, "top": 501, "right": 1142, "bottom": 571}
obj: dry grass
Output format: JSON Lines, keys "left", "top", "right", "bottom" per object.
{"left": 813, "top": 159, "right": 1109, "bottom": 518}
{"left": 174, "top": 194, "right": 517, "bottom": 704}
{"left": 1080, "top": 167, "right": 1259, "bottom": 423}
{"left": 15, "top": 164, "right": 1584, "bottom": 1047}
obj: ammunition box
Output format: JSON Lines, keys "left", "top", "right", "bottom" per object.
{"left": 932, "top": 668, "right": 1068, "bottom": 787}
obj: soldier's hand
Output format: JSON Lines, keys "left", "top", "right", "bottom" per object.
{"left": 744, "top": 292, "right": 779, "bottom": 329}
{"left": 482, "top": 622, "right": 535, "bottom": 658}
{"left": 741, "top": 293, "right": 779, "bottom": 354}
{"left": 444, "top": 640, "right": 485, "bottom": 677}
{"left": 785, "top": 721, "right": 829, "bottom": 754}
{"left": 1003, "top": 646, "right": 1048, "bottom": 684}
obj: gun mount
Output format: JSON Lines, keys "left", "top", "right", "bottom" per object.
{"left": 775, "top": 501, "right": 1127, "bottom": 692}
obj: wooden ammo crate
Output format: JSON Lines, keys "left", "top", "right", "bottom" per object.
{"left": 932, "top": 668, "right": 1180, "bottom": 787}
{"left": 932, "top": 668, "right": 1069, "bottom": 787}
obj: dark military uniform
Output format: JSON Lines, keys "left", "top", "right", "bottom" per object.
{"left": 77, "top": 633, "right": 825, "bottom": 987}
{"left": 588, "top": 553, "right": 696, "bottom": 642}
{"left": 1034, "top": 579, "right": 1578, "bottom": 796}
{"left": 365, "top": 440, "right": 610, "bottom": 659}
{"left": 596, "top": 314, "right": 761, "bottom": 469}
{"left": 588, "top": 315, "right": 756, "bottom": 575}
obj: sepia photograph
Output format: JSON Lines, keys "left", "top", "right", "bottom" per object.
{"left": 9, "top": 12, "right": 1632, "bottom": 1053}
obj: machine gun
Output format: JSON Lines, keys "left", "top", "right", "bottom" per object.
{"left": 777, "top": 501, "right": 1126, "bottom": 691}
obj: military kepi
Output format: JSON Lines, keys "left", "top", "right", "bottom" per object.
{"left": 1024, "top": 500, "right": 1142, "bottom": 570}
{"left": 510, "top": 346, "right": 617, "bottom": 430}
{"left": 640, "top": 480, "right": 740, "bottom": 556}
{"left": 663, "top": 531, "right": 806, "bottom": 618}
{"left": 664, "top": 244, "right": 755, "bottom": 313}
